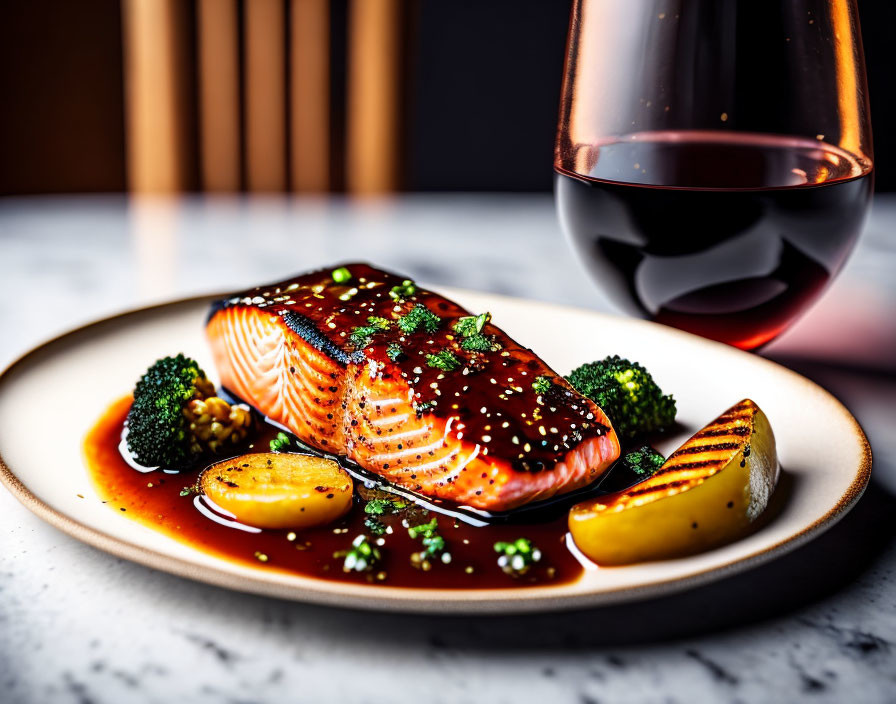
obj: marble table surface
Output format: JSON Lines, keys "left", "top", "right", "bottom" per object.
{"left": 1, "top": 194, "right": 894, "bottom": 704}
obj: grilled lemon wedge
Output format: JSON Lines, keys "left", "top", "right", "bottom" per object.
{"left": 200, "top": 452, "right": 353, "bottom": 529}
{"left": 569, "top": 399, "right": 778, "bottom": 565}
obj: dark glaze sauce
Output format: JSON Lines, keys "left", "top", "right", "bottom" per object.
{"left": 85, "top": 397, "right": 588, "bottom": 589}
{"left": 210, "top": 263, "right": 610, "bottom": 486}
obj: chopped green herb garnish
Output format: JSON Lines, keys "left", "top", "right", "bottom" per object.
{"left": 532, "top": 375, "right": 552, "bottom": 395}
{"left": 494, "top": 538, "right": 542, "bottom": 575}
{"left": 621, "top": 445, "right": 665, "bottom": 476}
{"left": 364, "top": 516, "right": 387, "bottom": 535}
{"left": 407, "top": 517, "right": 438, "bottom": 539}
{"left": 397, "top": 304, "right": 441, "bottom": 334}
{"left": 367, "top": 316, "right": 391, "bottom": 331}
{"left": 340, "top": 534, "right": 381, "bottom": 572}
{"left": 386, "top": 342, "right": 404, "bottom": 362}
{"left": 426, "top": 349, "right": 461, "bottom": 371}
{"left": 453, "top": 312, "right": 490, "bottom": 338}
{"left": 179, "top": 485, "right": 198, "bottom": 497}
{"left": 460, "top": 333, "right": 499, "bottom": 352}
{"left": 408, "top": 517, "right": 446, "bottom": 557}
{"left": 349, "top": 326, "right": 377, "bottom": 347}
{"left": 331, "top": 266, "right": 352, "bottom": 283}
{"left": 389, "top": 279, "right": 418, "bottom": 301}
{"left": 350, "top": 316, "right": 391, "bottom": 348}
{"left": 422, "top": 533, "right": 446, "bottom": 557}
{"left": 364, "top": 497, "right": 406, "bottom": 516}
{"left": 453, "top": 313, "right": 498, "bottom": 352}
{"left": 415, "top": 399, "right": 436, "bottom": 415}
{"left": 269, "top": 431, "right": 293, "bottom": 453}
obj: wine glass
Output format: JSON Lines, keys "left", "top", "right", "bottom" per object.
{"left": 554, "top": 0, "right": 873, "bottom": 350}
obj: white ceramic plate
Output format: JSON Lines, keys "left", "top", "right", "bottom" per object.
{"left": 0, "top": 290, "right": 870, "bottom": 613}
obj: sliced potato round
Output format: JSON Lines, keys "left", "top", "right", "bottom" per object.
{"left": 569, "top": 399, "right": 778, "bottom": 565}
{"left": 200, "top": 452, "right": 352, "bottom": 530}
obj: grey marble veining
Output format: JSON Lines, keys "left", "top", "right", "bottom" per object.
{"left": 0, "top": 194, "right": 894, "bottom": 704}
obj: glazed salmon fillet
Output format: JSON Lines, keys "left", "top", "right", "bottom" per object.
{"left": 206, "top": 264, "right": 620, "bottom": 511}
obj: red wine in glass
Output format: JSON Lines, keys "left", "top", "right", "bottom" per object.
{"left": 555, "top": 0, "right": 874, "bottom": 350}
{"left": 556, "top": 131, "right": 873, "bottom": 349}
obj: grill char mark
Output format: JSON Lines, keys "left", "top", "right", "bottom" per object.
{"left": 694, "top": 426, "right": 751, "bottom": 438}
{"left": 624, "top": 478, "right": 693, "bottom": 498}
{"left": 658, "top": 459, "right": 727, "bottom": 471}
{"left": 672, "top": 442, "right": 741, "bottom": 455}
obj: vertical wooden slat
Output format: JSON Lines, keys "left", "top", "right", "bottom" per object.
{"left": 197, "top": 0, "right": 241, "bottom": 191}
{"left": 346, "top": 0, "right": 402, "bottom": 194}
{"left": 121, "top": 0, "right": 191, "bottom": 193}
{"left": 290, "top": 0, "right": 331, "bottom": 192}
{"left": 244, "top": 0, "right": 287, "bottom": 191}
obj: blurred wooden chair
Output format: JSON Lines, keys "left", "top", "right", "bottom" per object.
{"left": 121, "top": 0, "right": 406, "bottom": 195}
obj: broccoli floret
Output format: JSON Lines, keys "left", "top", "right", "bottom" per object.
{"left": 566, "top": 355, "right": 676, "bottom": 440}
{"left": 126, "top": 354, "right": 205, "bottom": 468}
{"left": 125, "top": 354, "right": 252, "bottom": 468}
{"left": 621, "top": 444, "right": 666, "bottom": 476}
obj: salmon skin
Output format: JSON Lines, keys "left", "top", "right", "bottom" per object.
{"left": 206, "top": 264, "right": 620, "bottom": 511}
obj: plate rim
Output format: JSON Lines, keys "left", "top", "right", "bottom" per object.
{"left": 0, "top": 291, "right": 872, "bottom": 614}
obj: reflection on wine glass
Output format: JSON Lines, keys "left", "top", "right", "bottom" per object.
{"left": 555, "top": 0, "right": 873, "bottom": 350}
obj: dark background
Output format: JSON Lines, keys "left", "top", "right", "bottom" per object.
{"left": 0, "top": 0, "right": 892, "bottom": 195}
